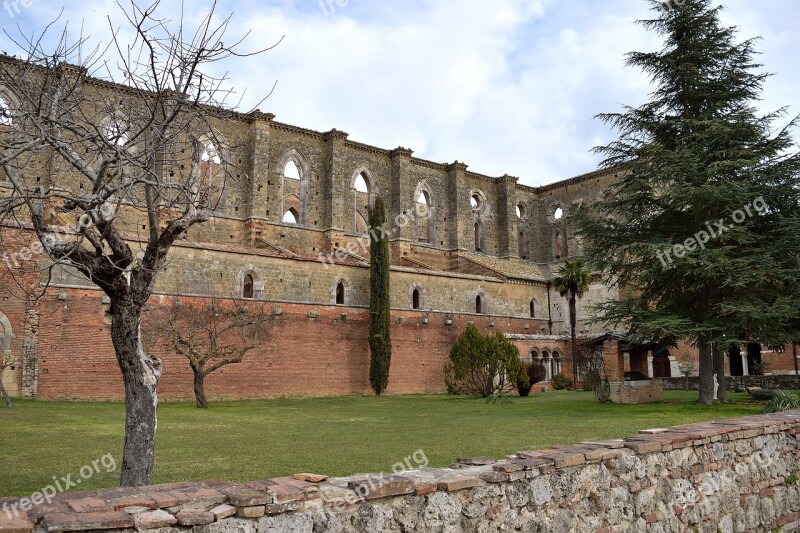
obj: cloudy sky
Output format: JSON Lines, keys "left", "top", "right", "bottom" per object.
{"left": 2, "top": 0, "right": 798, "bottom": 186}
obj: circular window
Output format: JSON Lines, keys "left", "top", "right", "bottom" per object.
{"left": 470, "top": 191, "right": 484, "bottom": 211}
{"left": 516, "top": 203, "right": 526, "bottom": 219}
{"left": 553, "top": 206, "right": 564, "bottom": 220}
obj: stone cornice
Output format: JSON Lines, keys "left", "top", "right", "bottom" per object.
{"left": 445, "top": 161, "right": 468, "bottom": 173}
{"left": 324, "top": 128, "right": 349, "bottom": 142}
{"left": 389, "top": 147, "right": 414, "bottom": 158}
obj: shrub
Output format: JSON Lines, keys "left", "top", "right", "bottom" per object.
{"left": 580, "top": 373, "right": 598, "bottom": 392}
{"left": 444, "top": 324, "right": 527, "bottom": 398}
{"left": 550, "top": 373, "right": 572, "bottom": 390}
{"left": 517, "top": 362, "right": 547, "bottom": 397}
{"left": 485, "top": 391, "right": 512, "bottom": 404}
{"left": 764, "top": 391, "right": 800, "bottom": 413}
{"left": 750, "top": 389, "right": 777, "bottom": 401}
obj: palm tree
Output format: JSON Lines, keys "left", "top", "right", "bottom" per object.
{"left": 553, "top": 259, "right": 592, "bottom": 388}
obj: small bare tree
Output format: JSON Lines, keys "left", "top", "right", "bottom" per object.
{"left": 581, "top": 348, "right": 610, "bottom": 403}
{"left": 0, "top": 2, "right": 276, "bottom": 485}
{"left": 678, "top": 353, "right": 698, "bottom": 391}
{"left": 0, "top": 351, "right": 14, "bottom": 408}
{"left": 151, "top": 298, "right": 271, "bottom": 408}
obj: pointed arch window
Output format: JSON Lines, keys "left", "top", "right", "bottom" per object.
{"left": 198, "top": 135, "right": 225, "bottom": 210}
{"left": 0, "top": 96, "right": 13, "bottom": 127}
{"left": 354, "top": 173, "right": 369, "bottom": 193}
{"left": 0, "top": 311, "right": 12, "bottom": 352}
{"left": 284, "top": 160, "right": 301, "bottom": 180}
{"left": 336, "top": 282, "right": 345, "bottom": 305}
{"left": 412, "top": 289, "right": 421, "bottom": 310}
{"left": 282, "top": 208, "right": 299, "bottom": 224}
{"left": 104, "top": 116, "right": 129, "bottom": 146}
{"left": 554, "top": 230, "right": 564, "bottom": 260}
{"left": 355, "top": 211, "right": 368, "bottom": 234}
{"left": 475, "top": 295, "right": 483, "bottom": 314}
{"left": 474, "top": 221, "right": 482, "bottom": 252}
{"left": 416, "top": 189, "right": 433, "bottom": 243}
{"left": 242, "top": 274, "right": 255, "bottom": 299}
{"left": 352, "top": 172, "right": 372, "bottom": 232}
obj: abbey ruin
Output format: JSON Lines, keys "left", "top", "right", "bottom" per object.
{"left": 0, "top": 58, "right": 791, "bottom": 401}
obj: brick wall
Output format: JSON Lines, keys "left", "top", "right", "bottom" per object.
{"left": 32, "top": 288, "right": 560, "bottom": 401}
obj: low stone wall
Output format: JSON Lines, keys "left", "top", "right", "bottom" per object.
{"left": 663, "top": 375, "right": 800, "bottom": 392}
{"left": 609, "top": 379, "right": 664, "bottom": 404}
{"left": 2, "top": 411, "right": 800, "bottom": 533}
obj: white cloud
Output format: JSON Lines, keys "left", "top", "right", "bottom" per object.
{"left": 2, "top": 0, "right": 797, "bottom": 186}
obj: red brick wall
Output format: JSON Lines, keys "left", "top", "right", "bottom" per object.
{"left": 33, "top": 289, "right": 554, "bottom": 401}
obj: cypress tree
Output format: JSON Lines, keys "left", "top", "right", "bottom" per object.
{"left": 575, "top": 0, "right": 800, "bottom": 403}
{"left": 368, "top": 196, "right": 392, "bottom": 394}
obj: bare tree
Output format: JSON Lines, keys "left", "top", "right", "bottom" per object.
{"left": 678, "top": 353, "right": 697, "bottom": 391}
{"left": 150, "top": 298, "right": 271, "bottom": 408}
{"left": 0, "top": 2, "right": 275, "bottom": 485}
{"left": 0, "top": 351, "right": 14, "bottom": 408}
{"left": 580, "top": 348, "right": 610, "bottom": 403}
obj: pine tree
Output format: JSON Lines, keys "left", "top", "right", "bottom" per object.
{"left": 574, "top": 0, "right": 800, "bottom": 403}
{"left": 368, "top": 196, "right": 392, "bottom": 394}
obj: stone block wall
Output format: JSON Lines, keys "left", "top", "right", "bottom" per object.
{"left": 3, "top": 411, "right": 800, "bottom": 532}
{"left": 663, "top": 375, "right": 800, "bottom": 392}
{"left": 609, "top": 380, "right": 664, "bottom": 404}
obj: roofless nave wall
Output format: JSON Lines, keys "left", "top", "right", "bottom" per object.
{"left": 0, "top": 57, "right": 622, "bottom": 400}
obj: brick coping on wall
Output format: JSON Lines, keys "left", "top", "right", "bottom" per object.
{"left": 2, "top": 410, "right": 800, "bottom": 532}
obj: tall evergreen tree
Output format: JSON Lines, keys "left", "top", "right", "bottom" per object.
{"left": 368, "top": 196, "right": 392, "bottom": 394}
{"left": 574, "top": 0, "right": 800, "bottom": 403}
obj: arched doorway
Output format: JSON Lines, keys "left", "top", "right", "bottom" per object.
{"left": 747, "top": 343, "right": 763, "bottom": 375}
{"left": 652, "top": 348, "right": 672, "bottom": 378}
{"left": 729, "top": 345, "right": 743, "bottom": 376}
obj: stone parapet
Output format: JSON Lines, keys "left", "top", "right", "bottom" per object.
{"left": 3, "top": 411, "right": 800, "bottom": 532}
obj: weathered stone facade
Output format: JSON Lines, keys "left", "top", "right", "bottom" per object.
{"left": 0, "top": 59, "right": 625, "bottom": 400}
{"left": 0, "top": 58, "right": 794, "bottom": 400}
{"left": 3, "top": 411, "right": 800, "bottom": 532}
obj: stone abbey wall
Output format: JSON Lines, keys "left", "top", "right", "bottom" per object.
{"left": 0, "top": 59, "right": 622, "bottom": 399}
{"left": 3, "top": 58, "right": 790, "bottom": 400}
{"left": 3, "top": 411, "right": 800, "bottom": 532}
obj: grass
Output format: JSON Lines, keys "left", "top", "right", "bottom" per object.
{"left": 0, "top": 391, "right": 766, "bottom": 497}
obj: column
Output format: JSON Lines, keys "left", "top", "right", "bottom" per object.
{"left": 245, "top": 111, "right": 275, "bottom": 220}
{"left": 445, "top": 161, "right": 468, "bottom": 250}
{"left": 495, "top": 174, "right": 519, "bottom": 259}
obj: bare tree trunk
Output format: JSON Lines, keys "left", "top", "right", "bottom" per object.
{"left": 0, "top": 379, "right": 12, "bottom": 408}
{"left": 712, "top": 344, "right": 727, "bottom": 402}
{"left": 193, "top": 366, "right": 208, "bottom": 408}
{"left": 570, "top": 294, "right": 578, "bottom": 388}
{"left": 698, "top": 338, "right": 714, "bottom": 404}
{"left": 111, "top": 303, "right": 162, "bottom": 486}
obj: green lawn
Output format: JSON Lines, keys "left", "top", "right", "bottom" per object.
{"left": 0, "top": 391, "right": 766, "bottom": 497}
